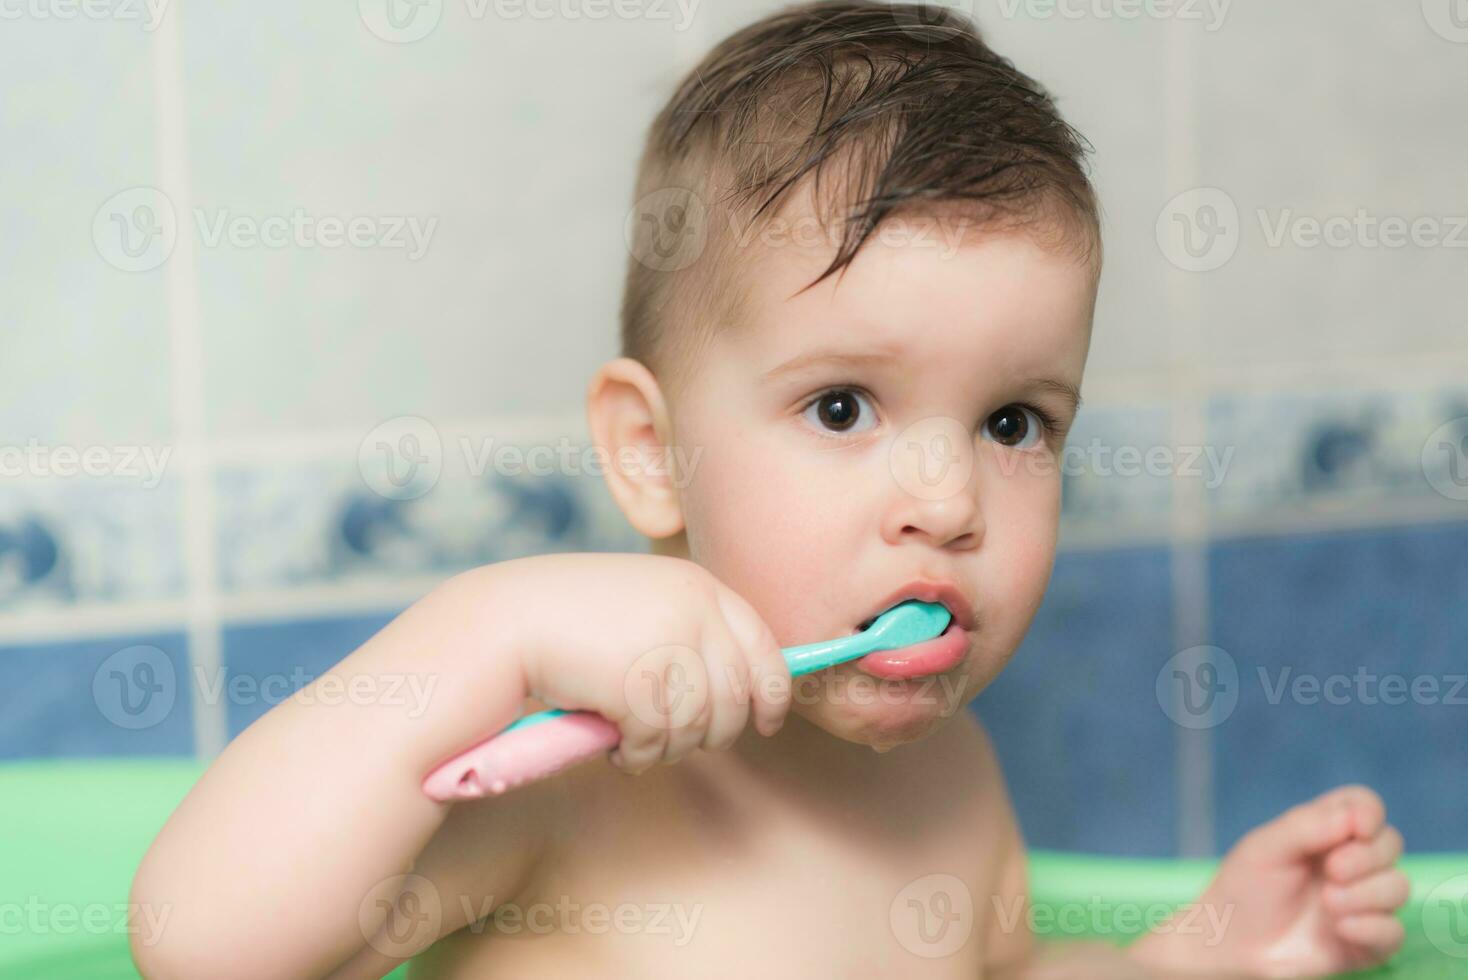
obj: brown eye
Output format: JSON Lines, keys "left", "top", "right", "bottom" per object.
{"left": 802, "top": 388, "right": 876, "bottom": 435}
{"left": 984, "top": 404, "right": 1041, "bottom": 449}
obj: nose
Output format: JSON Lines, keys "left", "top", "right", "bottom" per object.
{"left": 882, "top": 492, "right": 983, "bottom": 551}
{"left": 879, "top": 472, "right": 984, "bottom": 551}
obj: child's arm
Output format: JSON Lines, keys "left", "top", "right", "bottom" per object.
{"left": 1127, "top": 785, "right": 1408, "bottom": 978}
{"left": 129, "top": 565, "right": 544, "bottom": 979}
{"left": 130, "top": 553, "right": 788, "bottom": 979}
{"left": 987, "top": 784, "right": 1408, "bottom": 979}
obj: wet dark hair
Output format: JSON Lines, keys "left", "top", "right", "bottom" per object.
{"left": 620, "top": 0, "right": 1101, "bottom": 392}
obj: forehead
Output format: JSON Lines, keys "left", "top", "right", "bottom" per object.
{"left": 718, "top": 213, "right": 1097, "bottom": 386}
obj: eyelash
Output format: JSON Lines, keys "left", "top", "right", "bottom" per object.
{"left": 799, "top": 385, "right": 1065, "bottom": 443}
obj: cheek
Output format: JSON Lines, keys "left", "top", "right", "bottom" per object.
{"left": 679, "top": 435, "right": 852, "bottom": 644}
{"left": 979, "top": 461, "right": 1061, "bottom": 626}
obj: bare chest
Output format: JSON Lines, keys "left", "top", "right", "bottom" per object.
{"left": 419, "top": 753, "right": 1000, "bottom": 979}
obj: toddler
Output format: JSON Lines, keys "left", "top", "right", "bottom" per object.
{"left": 131, "top": 3, "right": 1408, "bottom": 977}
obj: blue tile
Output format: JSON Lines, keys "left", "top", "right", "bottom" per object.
{"left": 221, "top": 612, "right": 399, "bottom": 736}
{"left": 973, "top": 546, "right": 1177, "bottom": 856}
{"left": 0, "top": 633, "right": 193, "bottom": 759}
{"left": 1211, "top": 521, "right": 1468, "bottom": 854}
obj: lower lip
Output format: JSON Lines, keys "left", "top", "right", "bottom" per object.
{"left": 855, "top": 623, "right": 969, "bottom": 680}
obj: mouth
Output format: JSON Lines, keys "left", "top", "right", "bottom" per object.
{"left": 847, "top": 581, "right": 976, "bottom": 636}
{"left": 844, "top": 581, "right": 976, "bottom": 680}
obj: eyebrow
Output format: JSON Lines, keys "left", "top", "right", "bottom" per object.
{"left": 760, "top": 348, "right": 900, "bottom": 383}
{"left": 1028, "top": 377, "right": 1084, "bottom": 416}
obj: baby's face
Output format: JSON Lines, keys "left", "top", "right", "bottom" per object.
{"left": 667, "top": 210, "right": 1096, "bottom": 750}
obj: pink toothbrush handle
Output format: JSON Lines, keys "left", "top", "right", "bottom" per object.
{"left": 422, "top": 711, "right": 620, "bottom": 801}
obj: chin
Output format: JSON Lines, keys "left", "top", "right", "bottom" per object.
{"left": 794, "top": 668, "right": 970, "bottom": 750}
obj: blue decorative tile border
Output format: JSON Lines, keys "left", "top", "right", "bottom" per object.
{"left": 213, "top": 456, "right": 645, "bottom": 591}
{"left": 1, "top": 390, "right": 1464, "bottom": 617}
{"left": 0, "top": 475, "right": 183, "bottom": 611}
{"left": 1206, "top": 383, "right": 1468, "bottom": 517}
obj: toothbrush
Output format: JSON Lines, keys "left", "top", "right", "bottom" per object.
{"left": 422, "top": 599, "right": 952, "bottom": 801}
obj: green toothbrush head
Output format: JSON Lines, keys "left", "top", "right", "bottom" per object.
{"left": 782, "top": 599, "right": 953, "bottom": 677}
{"left": 860, "top": 599, "right": 953, "bottom": 649}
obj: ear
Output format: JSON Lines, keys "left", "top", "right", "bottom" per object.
{"left": 586, "top": 357, "right": 685, "bottom": 539}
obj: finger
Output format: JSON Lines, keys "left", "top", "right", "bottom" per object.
{"left": 1323, "top": 868, "right": 1411, "bottom": 917}
{"left": 608, "top": 725, "right": 668, "bottom": 776}
{"left": 1325, "top": 825, "right": 1404, "bottom": 883}
{"left": 693, "top": 624, "right": 749, "bottom": 753}
{"left": 715, "top": 586, "right": 790, "bottom": 737}
{"left": 1334, "top": 913, "right": 1406, "bottom": 959}
{"left": 612, "top": 645, "right": 708, "bottom": 774}
{"left": 1332, "top": 784, "right": 1388, "bottom": 840}
{"left": 1237, "top": 794, "right": 1355, "bottom": 864}
{"left": 649, "top": 643, "right": 712, "bottom": 766}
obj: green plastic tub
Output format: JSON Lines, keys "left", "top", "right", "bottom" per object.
{"left": 2, "top": 760, "right": 1463, "bottom": 978}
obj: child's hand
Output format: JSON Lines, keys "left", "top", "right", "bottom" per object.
{"left": 493, "top": 552, "right": 791, "bottom": 775}
{"left": 1129, "top": 784, "right": 1409, "bottom": 978}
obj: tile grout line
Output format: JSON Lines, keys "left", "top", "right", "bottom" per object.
{"left": 1164, "top": 14, "right": 1215, "bottom": 860}
{"left": 153, "top": 9, "right": 227, "bottom": 761}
